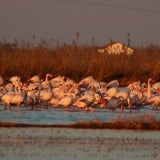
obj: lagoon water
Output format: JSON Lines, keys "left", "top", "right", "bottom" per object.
{"left": 0, "top": 105, "right": 159, "bottom": 125}
{"left": 0, "top": 106, "right": 160, "bottom": 160}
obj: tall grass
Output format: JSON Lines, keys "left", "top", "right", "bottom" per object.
{"left": 0, "top": 39, "right": 160, "bottom": 86}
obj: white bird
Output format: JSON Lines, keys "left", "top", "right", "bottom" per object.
{"left": 115, "top": 90, "right": 131, "bottom": 111}
{"left": 147, "top": 78, "right": 160, "bottom": 109}
{"left": 105, "top": 87, "right": 118, "bottom": 98}
{"left": 127, "top": 81, "right": 142, "bottom": 92}
{"left": 106, "top": 79, "right": 119, "bottom": 89}
{"left": 72, "top": 99, "right": 95, "bottom": 111}
{"left": 11, "top": 93, "right": 25, "bottom": 111}
{"left": 5, "top": 83, "right": 14, "bottom": 92}
{"left": 1, "top": 91, "right": 15, "bottom": 109}
{"left": 79, "top": 90, "right": 100, "bottom": 103}
{"left": 49, "top": 97, "right": 60, "bottom": 108}
{"left": 50, "top": 76, "right": 65, "bottom": 87}
{"left": 10, "top": 76, "right": 21, "bottom": 86}
{"left": 58, "top": 93, "right": 75, "bottom": 110}
{"left": 27, "top": 83, "right": 39, "bottom": 91}
{"left": 78, "top": 76, "right": 100, "bottom": 89}
{"left": 73, "top": 100, "right": 88, "bottom": 109}
{"left": 10, "top": 82, "right": 26, "bottom": 111}
{"left": 151, "top": 81, "right": 160, "bottom": 94}
{"left": 39, "top": 89, "right": 53, "bottom": 105}
{"left": 29, "top": 75, "right": 40, "bottom": 83}
{"left": 41, "top": 73, "right": 53, "bottom": 90}
{"left": 52, "top": 86, "right": 67, "bottom": 99}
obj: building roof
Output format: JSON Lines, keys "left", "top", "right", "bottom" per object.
{"left": 97, "top": 41, "right": 134, "bottom": 55}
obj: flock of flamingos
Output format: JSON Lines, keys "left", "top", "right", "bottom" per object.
{"left": 0, "top": 73, "right": 160, "bottom": 112}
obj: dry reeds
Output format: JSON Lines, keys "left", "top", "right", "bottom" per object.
{"left": 0, "top": 39, "right": 160, "bottom": 85}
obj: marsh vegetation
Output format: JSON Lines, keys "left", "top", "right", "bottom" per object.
{"left": 0, "top": 38, "right": 160, "bottom": 86}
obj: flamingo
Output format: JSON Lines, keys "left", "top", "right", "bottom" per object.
{"left": 147, "top": 78, "right": 160, "bottom": 109}
{"left": 115, "top": 90, "right": 131, "bottom": 112}
{"left": 39, "top": 89, "right": 53, "bottom": 107}
{"left": 0, "top": 86, "right": 6, "bottom": 100}
{"left": 73, "top": 99, "right": 95, "bottom": 111}
{"left": 50, "top": 76, "right": 65, "bottom": 88}
{"left": 58, "top": 93, "right": 76, "bottom": 111}
{"left": 29, "top": 75, "right": 40, "bottom": 83}
{"left": 106, "top": 79, "right": 119, "bottom": 89}
{"left": 128, "top": 84, "right": 147, "bottom": 111}
{"left": 1, "top": 78, "right": 25, "bottom": 111}
{"left": 10, "top": 76, "right": 21, "bottom": 87}
{"left": 98, "top": 80, "right": 120, "bottom": 99}
{"left": 78, "top": 76, "right": 100, "bottom": 90}
{"left": 105, "top": 87, "right": 118, "bottom": 98}
{"left": 25, "top": 89, "right": 39, "bottom": 108}
{"left": 49, "top": 97, "right": 60, "bottom": 108}
{"left": 64, "top": 78, "right": 77, "bottom": 90}
{"left": 79, "top": 90, "right": 101, "bottom": 104}
{"left": 106, "top": 96, "right": 122, "bottom": 112}
{"left": 10, "top": 81, "right": 26, "bottom": 111}
{"left": 38, "top": 73, "right": 54, "bottom": 107}
{"left": 73, "top": 100, "right": 88, "bottom": 110}
{"left": 148, "top": 95, "right": 160, "bottom": 109}
{"left": 151, "top": 81, "right": 160, "bottom": 94}
{"left": 76, "top": 89, "right": 101, "bottom": 111}
{"left": 52, "top": 86, "right": 67, "bottom": 99}
{"left": 26, "top": 76, "right": 42, "bottom": 108}
{"left": 41, "top": 73, "right": 53, "bottom": 90}
{"left": 1, "top": 90, "right": 15, "bottom": 109}
{"left": 127, "top": 80, "right": 142, "bottom": 92}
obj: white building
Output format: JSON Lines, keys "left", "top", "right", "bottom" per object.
{"left": 97, "top": 42, "right": 134, "bottom": 55}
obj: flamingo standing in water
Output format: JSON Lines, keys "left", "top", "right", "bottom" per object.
{"left": 38, "top": 73, "right": 53, "bottom": 107}
{"left": 10, "top": 81, "right": 26, "bottom": 111}
{"left": 1, "top": 90, "right": 15, "bottom": 109}
{"left": 1, "top": 80, "right": 25, "bottom": 111}
{"left": 1, "top": 76, "right": 21, "bottom": 110}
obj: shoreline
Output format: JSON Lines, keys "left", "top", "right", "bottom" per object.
{"left": 0, "top": 120, "right": 160, "bottom": 130}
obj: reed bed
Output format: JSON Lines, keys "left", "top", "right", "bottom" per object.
{"left": 0, "top": 39, "right": 160, "bottom": 86}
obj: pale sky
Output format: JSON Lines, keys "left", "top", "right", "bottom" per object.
{"left": 0, "top": 0, "right": 160, "bottom": 46}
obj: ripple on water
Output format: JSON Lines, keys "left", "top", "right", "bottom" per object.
{"left": 0, "top": 128, "right": 159, "bottom": 160}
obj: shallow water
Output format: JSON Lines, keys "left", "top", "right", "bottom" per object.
{"left": 0, "top": 105, "right": 160, "bottom": 160}
{"left": 0, "top": 105, "right": 159, "bottom": 125}
{"left": 0, "top": 128, "right": 160, "bottom": 160}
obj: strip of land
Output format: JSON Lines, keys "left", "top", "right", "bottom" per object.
{"left": 0, "top": 115, "right": 160, "bottom": 130}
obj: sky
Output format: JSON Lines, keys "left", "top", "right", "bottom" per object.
{"left": 0, "top": 0, "right": 160, "bottom": 47}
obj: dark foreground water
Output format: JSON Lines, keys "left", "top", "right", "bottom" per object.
{"left": 0, "top": 105, "right": 160, "bottom": 160}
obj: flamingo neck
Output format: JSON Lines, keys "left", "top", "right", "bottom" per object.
{"left": 147, "top": 79, "right": 152, "bottom": 98}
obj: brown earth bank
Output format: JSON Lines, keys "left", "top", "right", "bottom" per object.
{"left": 0, "top": 114, "right": 160, "bottom": 130}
